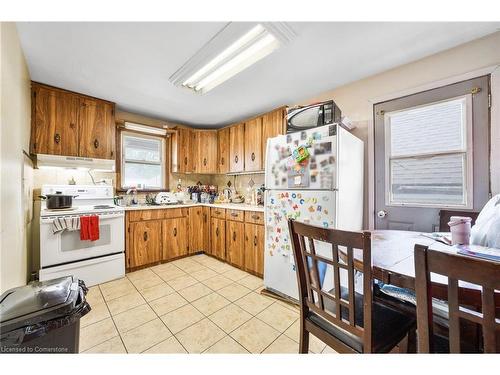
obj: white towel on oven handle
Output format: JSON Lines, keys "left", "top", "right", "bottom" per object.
{"left": 52, "top": 216, "right": 81, "bottom": 234}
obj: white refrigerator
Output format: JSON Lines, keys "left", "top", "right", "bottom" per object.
{"left": 263, "top": 124, "right": 364, "bottom": 301}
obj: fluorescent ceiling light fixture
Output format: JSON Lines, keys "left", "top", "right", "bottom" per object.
{"left": 170, "top": 23, "right": 296, "bottom": 94}
{"left": 124, "top": 122, "right": 167, "bottom": 136}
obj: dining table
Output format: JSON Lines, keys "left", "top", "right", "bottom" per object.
{"left": 354, "top": 230, "right": 500, "bottom": 307}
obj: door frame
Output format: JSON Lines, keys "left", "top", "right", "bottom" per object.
{"left": 366, "top": 64, "right": 500, "bottom": 229}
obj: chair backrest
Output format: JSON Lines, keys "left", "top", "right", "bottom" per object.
{"left": 438, "top": 210, "right": 479, "bottom": 232}
{"left": 414, "top": 244, "right": 500, "bottom": 353}
{"left": 288, "top": 219, "right": 373, "bottom": 352}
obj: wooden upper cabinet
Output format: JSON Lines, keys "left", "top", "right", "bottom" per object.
{"left": 78, "top": 98, "right": 115, "bottom": 159}
{"left": 244, "top": 223, "right": 265, "bottom": 276}
{"left": 217, "top": 127, "right": 230, "bottom": 174}
{"left": 198, "top": 130, "right": 217, "bottom": 174}
{"left": 128, "top": 220, "right": 161, "bottom": 268}
{"left": 31, "top": 85, "right": 79, "bottom": 156}
{"left": 172, "top": 127, "right": 192, "bottom": 173}
{"left": 162, "top": 217, "right": 188, "bottom": 260}
{"left": 229, "top": 123, "right": 245, "bottom": 172}
{"left": 244, "top": 117, "right": 263, "bottom": 172}
{"left": 262, "top": 107, "right": 285, "bottom": 164}
{"left": 30, "top": 83, "right": 115, "bottom": 159}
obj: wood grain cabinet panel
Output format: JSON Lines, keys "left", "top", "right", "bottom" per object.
{"left": 172, "top": 127, "right": 193, "bottom": 173}
{"left": 31, "top": 86, "right": 79, "bottom": 156}
{"left": 162, "top": 217, "right": 188, "bottom": 260}
{"left": 229, "top": 123, "right": 245, "bottom": 172}
{"left": 188, "top": 206, "right": 210, "bottom": 253}
{"left": 198, "top": 130, "right": 218, "bottom": 173}
{"left": 78, "top": 98, "right": 115, "bottom": 159}
{"left": 217, "top": 127, "right": 230, "bottom": 174}
{"left": 226, "top": 220, "right": 245, "bottom": 268}
{"left": 244, "top": 223, "right": 265, "bottom": 276}
{"left": 262, "top": 108, "right": 285, "bottom": 164}
{"left": 244, "top": 211, "right": 264, "bottom": 225}
{"left": 128, "top": 220, "right": 162, "bottom": 268}
{"left": 210, "top": 217, "right": 226, "bottom": 260}
{"left": 244, "top": 117, "right": 263, "bottom": 171}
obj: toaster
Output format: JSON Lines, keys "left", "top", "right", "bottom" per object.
{"left": 155, "top": 192, "right": 178, "bottom": 205}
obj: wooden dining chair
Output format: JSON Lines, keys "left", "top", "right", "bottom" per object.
{"left": 288, "top": 219, "right": 416, "bottom": 353}
{"left": 414, "top": 244, "right": 500, "bottom": 353}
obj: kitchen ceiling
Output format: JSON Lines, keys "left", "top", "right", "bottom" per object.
{"left": 16, "top": 22, "right": 500, "bottom": 127}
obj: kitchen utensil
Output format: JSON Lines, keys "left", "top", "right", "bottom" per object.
{"left": 39, "top": 192, "right": 78, "bottom": 209}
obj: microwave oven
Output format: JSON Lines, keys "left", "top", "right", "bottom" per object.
{"left": 286, "top": 100, "right": 341, "bottom": 133}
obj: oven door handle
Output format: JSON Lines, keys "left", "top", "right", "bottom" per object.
{"left": 41, "top": 212, "right": 124, "bottom": 224}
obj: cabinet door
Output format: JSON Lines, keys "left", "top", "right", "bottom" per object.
{"left": 244, "top": 223, "right": 265, "bottom": 276}
{"left": 174, "top": 128, "right": 192, "bottom": 173}
{"left": 217, "top": 127, "right": 230, "bottom": 174}
{"left": 78, "top": 98, "right": 115, "bottom": 159}
{"left": 226, "top": 220, "right": 244, "bottom": 268}
{"left": 262, "top": 108, "right": 285, "bottom": 165}
{"left": 162, "top": 217, "right": 188, "bottom": 260}
{"left": 188, "top": 206, "right": 210, "bottom": 253}
{"left": 210, "top": 217, "right": 226, "bottom": 260}
{"left": 31, "top": 86, "right": 79, "bottom": 156}
{"left": 129, "top": 220, "right": 161, "bottom": 268}
{"left": 199, "top": 131, "right": 218, "bottom": 173}
{"left": 244, "top": 117, "right": 263, "bottom": 171}
{"left": 229, "top": 123, "right": 244, "bottom": 172}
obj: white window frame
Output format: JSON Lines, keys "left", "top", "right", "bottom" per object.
{"left": 383, "top": 94, "right": 473, "bottom": 209}
{"left": 120, "top": 131, "right": 167, "bottom": 190}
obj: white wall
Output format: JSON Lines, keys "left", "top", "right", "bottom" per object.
{"left": 0, "top": 22, "right": 32, "bottom": 293}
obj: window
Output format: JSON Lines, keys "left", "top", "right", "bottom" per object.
{"left": 121, "top": 132, "right": 166, "bottom": 190}
{"left": 384, "top": 95, "right": 473, "bottom": 208}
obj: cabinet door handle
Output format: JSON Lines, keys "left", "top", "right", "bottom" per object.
{"left": 173, "top": 228, "right": 177, "bottom": 237}
{"left": 254, "top": 235, "right": 257, "bottom": 247}
{"left": 251, "top": 214, "right": 260, "bottom": 220}
{"left": 203, "top": 158, "right": 207, "bottom": 166}
{"left": 234, "top": 155, "right": 238, "bottom": 164}
{"left": 203, "top": 213, "right": 207, "bottom": 223}
{"left": 70, "top": 123, "right": 75, "bottom": 129}
{"left": 232, "top": 231, "right": 236, "bottom": 241}
{"left": 230, "top": 212, "right": 238, "bottom": 217}
{"left": 54, "top": 133, "right": 61, "bottom": 144}
{"left": 215, "top": 211, "right": 221, "bottom": 215}
{"left": 184, "top": 156, "right": 187, "bottom": 165}
{"left": 251, "top": 152, "right": 255, "bottom": 161}
{"left": 94, "top": 139, "right": 99, "bottom": 149}
{"left": 143, "top": 231, "right": 148, "bottom": 241}
{"left": 221, "top": 157, "right": 224, "bottom": 165}
{"left": 215, "top": 227, "right": 219, "bottom": 237}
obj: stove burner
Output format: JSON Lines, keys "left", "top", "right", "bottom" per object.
{"left": 93, "top": 205, "right": 115, "bottom": 209}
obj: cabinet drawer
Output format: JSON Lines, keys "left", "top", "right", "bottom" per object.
{"left": 245, "top": 211, "right": 264, "bottom": 225}
{"left": 211, "top": 207, "right": 226, "bottom": 219}
{"left": 226, "top": 209, "right": 244, "bottom": 222}
{"left": 128, "top": 208, "right": 187, "bottom": 222}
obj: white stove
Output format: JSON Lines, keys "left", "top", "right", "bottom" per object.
{"left": 39, "top": 185, "right": 125, "bottom": 287}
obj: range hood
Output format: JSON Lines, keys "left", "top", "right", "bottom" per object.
{"left": 35, "top": 154, "right": 116, "bottom": 172}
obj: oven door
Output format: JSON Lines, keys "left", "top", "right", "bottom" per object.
{"left": 40, "top": 211, "right": 124, "bottom": 268}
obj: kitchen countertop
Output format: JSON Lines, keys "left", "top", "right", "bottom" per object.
{"left": 122, "top": 202, "right": 265, "bottom": 213}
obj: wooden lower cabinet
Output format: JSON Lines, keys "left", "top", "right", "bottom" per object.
{"left": 210, "top": 217, "right": 226, "bottom": 260}
{"left": 226, "top": 220, "right": 245, "bottom": 268}
{"left": 162, "top": 217, "right": 188, "bottom": 260}
{"left": 188, "top": 206, "right": 210, "bottom": 253}
{"left": 128, "top": 220, "right": 162, "bottom": 268}
{"left": 244, "top": 223, "right": 265, "bottom": 276}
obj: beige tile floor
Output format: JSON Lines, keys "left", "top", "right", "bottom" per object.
{"left": 80, "top": 254, "right": 336, "bottom": 354}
